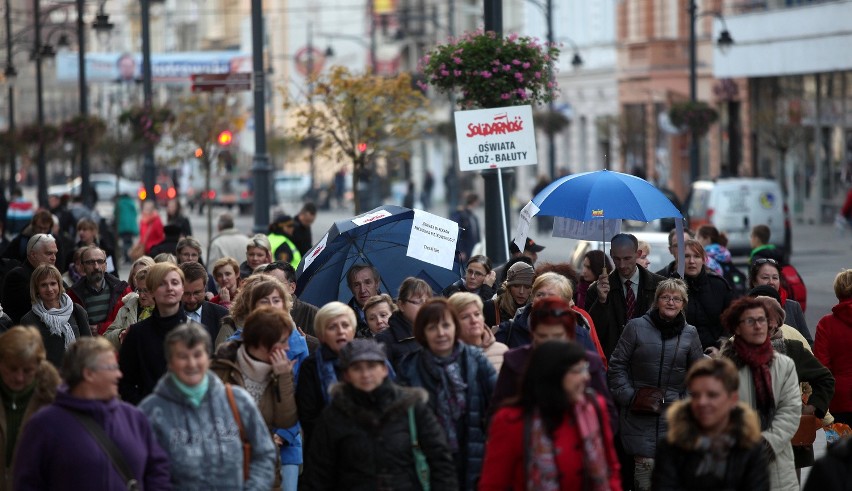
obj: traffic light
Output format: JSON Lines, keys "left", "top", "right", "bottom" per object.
{"left": 195, "top": 147, "right": 203, "bottom": 158}
{"left": 217, "top": 130, "right": 233, "bottom": 146}
{"left": 357, "top": 142, "right": 367, "bottom": 153}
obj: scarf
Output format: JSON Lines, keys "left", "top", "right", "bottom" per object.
{"left": 648, "top": 308, "right": 686, "bottom": 340}
{"left": 527, "top": 410, "right": 560, "bottom": 491}
{"left": 779, "top": 287, "right": 789, "bottom": 307}
{"left": 170, "top": 372, "right": 210, "bottom": 407}
{"left": 574, "top": 394, "right": 610, "bottom": 491}
{"left": 693, "top": 434, "right": 736, "bottom": 480}
{"left": 32, "top": 293, "right": 76, "bottom": 350}
{"left": 316, "top": 345, "right": 340, "bottom": 404}
{"left": 236, "top": 344, "right": 273, "bottom": 404}
{"left": 732, "top": 335, "right": 775, "bottom": 429}
{"left": 422, "top": 344, "right": 467, "bottom": 451}
{"left": 138, "top": 305, "right": 153, "bottom": 321}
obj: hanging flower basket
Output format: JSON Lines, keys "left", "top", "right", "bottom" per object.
{"left": 668, "top": 101, "right": 718, "bottom": 136}
{"left": 533, "top": 110, "right": 570, "bottom": 134}
{"left": 61, "top": 114, "right": 107, "bottom": 147}
{"left": 118, "top": 106, "right": 174, "bottom": 144}
{"left": 421, "top": 30, "right": 560, "bottom": 110}
{"left": 19, "top": 123, "right": 59, "bottom": 147}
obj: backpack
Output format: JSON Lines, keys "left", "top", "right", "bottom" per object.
{"left": 782, "top": 264, "right": 807, "bottom": 312}
{"left": 719, "top": 261, "right": 748, "bottom": 299}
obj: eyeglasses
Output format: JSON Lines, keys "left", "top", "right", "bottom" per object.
{"left": 405, "top": 298, "right": 425, "bottom": 306}
{"left": 82, "top": 259, "right": 107, "bottom": 266}
{"left": 32, "top": 234, "right": 54, "bottom": 248}
{"left": 659, "top": 295, "right": 685, "bottom": 304}
{"left": 184, "top": 289, "right": 207, "bottom": 298}
{"left": 136, "top": 288, "right": 150, "bottom": 295}
{"left": 466, "top": 269, "right": 486, "bottom": 278}
{"left": 739, "top": 316, "right": 768, "bottom": 327}
{"left": 753, "top": 258, "right": 778, "bottom": 266}
{"left": 569, "top": 362, "right": 590, "bottom": 375}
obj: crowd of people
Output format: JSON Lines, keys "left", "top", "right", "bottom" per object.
{"left": 0, "top": 193, "right": 851, "bottom": 491}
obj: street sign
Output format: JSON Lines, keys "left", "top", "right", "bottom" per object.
{"left": 454, "top": 105, "right": 538, "bottom": 172}
{"left": 190, "top": 72, "right": 251, "bottom": 93}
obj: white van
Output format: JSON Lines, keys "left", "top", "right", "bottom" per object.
{"left": 685, "top": 178, "right": 791, "bottom": 260}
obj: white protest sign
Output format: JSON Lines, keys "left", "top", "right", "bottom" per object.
{"left": 455, "top": 105, "right": 538, "bottom": 171}
{"left": 514, "top": 201, "right": 540, "bottom": 252}
{"left": 351, "top": 209, "right": 392, "bottom": 226}
{"left": 302, "top": 233, "right": 328, "bottom": 269}
{"left": 406, "top": 209, "right": 459, "bottom": 270}
{"left": 552, "top": 217, "right": 621, "bottom": 241}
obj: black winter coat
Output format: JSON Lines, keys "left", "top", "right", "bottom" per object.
{"left": 396, "top": 343, "right": 496, "bottom": 490}
{"left": 296, "top": 344, "right": 345, "bottom": 447}
{"left": 375, "top": 311, "right": 421, "bottom": 369}
{"left": 441, "top": 279, "right": 495, "bottom": 303}
{"left": 301, "top": 381, "right": 458, "bottom": 491}
{"left": 803, "top": 437, "right": 852, "bottom": 491}
{"left": 653, "top": 400, "right": 769, "bottom": 491}
{"left": 684, "top": 269, "right": 734, "bottom": 349}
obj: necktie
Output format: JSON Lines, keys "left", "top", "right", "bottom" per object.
{"left": 625, "top": 279, "right": 636, "bottom": 319}
{"left": 189, "top": 310, "right": 201, "bottom": 323}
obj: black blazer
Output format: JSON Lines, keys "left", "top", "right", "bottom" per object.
{"left": 197, "top": 301, "right": 228, "bottom": 342}
{"left": 585, "top": 265, "right": 665, "bottom": 360}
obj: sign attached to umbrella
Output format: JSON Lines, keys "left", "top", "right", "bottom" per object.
{"left": 454, "top": 105, "right": 538, "bottom": 172}
{"left": 552, "top": 217, "right": 621, "bottom": 241}
{"left": 406, "top": 209, "right": 459, "bottom": 270}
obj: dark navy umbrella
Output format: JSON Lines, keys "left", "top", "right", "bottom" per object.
{"left": 295, "top": 205, "right": 463, "bottom": 307}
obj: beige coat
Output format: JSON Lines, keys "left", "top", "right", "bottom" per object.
{"left": 103, "top": 292, "right": 141, "bottom": 349}
{"left": 735, "top": 352, "right": 801, "bottom": 491}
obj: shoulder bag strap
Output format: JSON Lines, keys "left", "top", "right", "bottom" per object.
{"left": 494, "top": 299, "right": 501, "bottom": 325}
{"left": 64, "top": 409, "right": 139, "bottom": 490}
{"left": 408, "top": 405, "right": 431, "bottom": 491}
{"left": 225, "top": 383, "right": 250, "bottom": 481}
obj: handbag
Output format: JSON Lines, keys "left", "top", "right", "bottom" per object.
{"left": 407, "top": 406, "right": 430, "bottom": 491}
{"left": 629, "top": 334, "right": 682, "bottom": 415}
{"left": 225, "top": 383, "right": 252, "bottom": 481}
{"left": 65, "top": 409, "right": 140, "bottom": 491}
{"left": 791, "top": 414, "right": 822, "bottom": 446}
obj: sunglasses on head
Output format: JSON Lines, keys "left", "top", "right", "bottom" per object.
{"left": 753, "top": 258, "right": 778, "bottom": 266}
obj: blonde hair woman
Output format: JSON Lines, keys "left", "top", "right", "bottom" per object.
{"left": 447, "top": 292, "right": 508, "bottom": 371}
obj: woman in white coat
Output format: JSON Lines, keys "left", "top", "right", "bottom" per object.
{"left": 720, "top": 296, "right": 801, "bottom": 491}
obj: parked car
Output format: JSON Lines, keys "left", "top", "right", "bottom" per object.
{"left": 48, "top": 174, "right": 142, "bottom": 202}
{"left": 685, "top": 178, "right": 791, "bottom": 261}
{"left": 274, "top": 171, "right": 312, "bottom": 203}
{"left": 137, "top": 175, "right": 177, "bottom": 205}
{"left": 187, "top": 175, "right": 253, "bottom": 215}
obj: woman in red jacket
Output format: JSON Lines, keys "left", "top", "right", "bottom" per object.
{"left": 480, "top": 340, "right": 622, "bottom": 491}
{"left": 815, "top": 268, "right": 852, "bottom": 425}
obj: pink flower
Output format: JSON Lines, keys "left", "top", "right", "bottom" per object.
{"left": 512, "top": 59, "right": 521, "bottom": 65}
{"left": 453, "top": 69, "right": 462, "bottom": 76}
{"left": 492, "top": 67, "right": 499, "bottom": 73}
{"left": 534, "top": 71, "right": 542, "bottom": 79}
{"left": 416, "top": 80, "right": 429, "bottom": 91}
{"left": 514, "top": 72, "right": 524, "bottom": 82}
{"left": 481, "top": 71, "right": 493, "bottom": 78}
{"left": 440, "top": 69, "right": 449, "bottom": 76}
{"left": 522, "top": 62, "right": 530, "bottom": 69}
{"left": 508, "top": 33, "right": 518, "bottom": 41}
{"left": 503, "top": 65, "right": 511, "bottom": 71}
{"left": 517, "top": 89, "right": 527, "bottom": 99}
{"left": 453, "top": 57, "right": 463, "bottom": 64}
{"left": 501, "top": 93, "right": 511, "bottom": 100}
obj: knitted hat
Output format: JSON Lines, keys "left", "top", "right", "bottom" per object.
{"left": 506, "top": 261, "right": 535, "bottom": 287}
{"left": 749, "top": 285, "right": 780, "bottom": 304}
{"left": 338, "top": 338, "right": 388, "bottom": 369}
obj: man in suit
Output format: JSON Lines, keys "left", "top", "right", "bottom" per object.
{"left": 179, "top": 262, "right": 228, "bottom": 343}
{"left": 585, "top": 233, "right": 665, "bottom": 360}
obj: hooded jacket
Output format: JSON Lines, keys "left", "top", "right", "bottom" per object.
{"left": 652, "top": 400, "right": 769, "bottom": 490}
{"left": 814, "top": 298, "right": 852, "bottom": 413}
{"left": 301, "top": 381, "right": 458, "bottom": 490}
{"left": 14, "top": 388, "right": 171, "bottom": 491}
{"left": 139, "top": 373, "right": 276, "bottom": 491}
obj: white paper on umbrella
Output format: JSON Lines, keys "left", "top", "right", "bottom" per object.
{"left": 351, "top": 209, "right": 392, "bottom": 226}
{"left": 514, "top": 201, "right": 540, "bottom": 252}
{"left": 302, "top": 233, "right": 328, "bottom": 269}
{"left": 552, "top": 217, "right": 621, "bottom": 241}
{"left": 406, "top": 209, "right": 458, "bottom": 270}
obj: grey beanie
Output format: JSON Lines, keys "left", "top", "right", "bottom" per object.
{"left": 506, "top": 262, "right": 535, "bottom": 287}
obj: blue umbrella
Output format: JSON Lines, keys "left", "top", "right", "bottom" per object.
{"left": 532, "top": 169, "right": 682, "bottom": 222}
{"left": 295, "top": 205, "right": 463, "bottom": 307}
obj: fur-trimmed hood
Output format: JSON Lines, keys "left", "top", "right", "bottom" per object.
{"left": 328, "top": 380, "right": 428, "bottom": 430}
{"left": 665, "top": 399, "right": 762, "bottom": 450}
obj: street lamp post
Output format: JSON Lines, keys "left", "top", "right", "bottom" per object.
{"left": 34, "top": 0, "right": 48, "bottom": 207}
{"left": 75, "top": 0, "right": 91, "bottom": 208}
{"left": 688, "top": 1, "right": 734, "bottom": 181}
{"left": 140, "top": 0, "right": 157, "bottom": 204}
{"left": 4, "top": 0, "right": 15, "bottom": 196}
{"left": 251, "top": 0, "right": 271, "bottom": 233}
